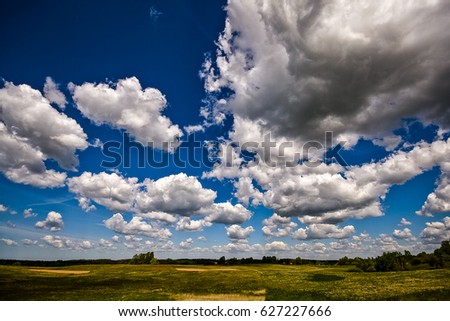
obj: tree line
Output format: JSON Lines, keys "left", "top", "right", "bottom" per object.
{"left": 1, "top": 241, "right": 449, "bottom": 270}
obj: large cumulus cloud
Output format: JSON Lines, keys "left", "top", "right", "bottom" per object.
{"left": 204, "top": 0, "right": 450, "bottom": 143}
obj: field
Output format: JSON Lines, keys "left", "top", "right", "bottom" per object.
{"left": 1, "top": 264, "right": 449, "bottom": 300}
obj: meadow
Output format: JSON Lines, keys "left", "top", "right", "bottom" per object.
{"left": 0, "top": 264, "right": 449, "bottom": 301}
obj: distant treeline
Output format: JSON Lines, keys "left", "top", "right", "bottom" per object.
{"left": 339, "top": 240, "right": 450, "bottom": 272}
{"left": 1, "top": 241, "right": 448, "bottom": 270}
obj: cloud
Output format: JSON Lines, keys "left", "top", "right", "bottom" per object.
{"left": 0, "top": 81, "right": 88, "bottom": 172}
{"left": 41, "top": 235, "right": 94, "bottom": 250}
{"left": 123, "top": 235, "right": 143, "bottom": 249}
{"left": 205, "top": 0, "right": 450, "bottom": 144}
{"left": 70, "top": 77, "right": 182, "bottom": 149}
{"left": 292, "top": 224, "right": 355, "bottom": 240}
{"left": 136, "top": 173, "right": 216, "bottom": 215}
{"left": 233, "top": 177, "right": 263, "bottom": 207}
{"left": 198, "top": 236, "right": 207, "bottom": 242}
{"left": 226, "top": 225, "right": 254, "bottom": 240}
{"left": 399, "top": 218, "right": 412, "bottom": 226}
{"left": 294, "top": 242, "right": 327, "bottom": 254}
{"left": 179, "top": 238, "right": 193, "bottom": 249}
{"left": 98, "top": 238, "right": 114, "bottom": 249}
{"left": 137, "top": 211, "right": 177, "bottom": 224}
{"left": 212, "top": 239, "right": 263, "bottom": 253}
{"left": 22, "top": 239, "right": 38, "bottom": 246}
{"left": 393, "top": 228, "right": 413, "bottom": 240}
{"left": 1, "top": 238, "right": 18, "bottom": 246}
{"left": 416, "top": 172, "right": 450, "bottom": 216}
{"left": 184, "top": 125, "right": 205, "bottom": 135}
{"left": 43, "top": 77, "right": 67, "bottom": 109}
{"left": 23, "top": 208, "right": 37, "bottom": 219}
{"left": 420, "top": 216, "right": 450, "bottom": 244}
{"left": 0, "top": 204, "right": 7, "bottom": 212}
{"left": 7, "top": 220, "right": 15, "bottom": 228}
{"left": 176, "top": 217, "right": 210, "bottom": 232}
{"left": 202, "top": 202, "right": 252, "bottom": 224}
{"left": 35, "top": 211, "right": 64, "bottom": 232}
{"left": 0, "top": 123, "right": 67, "bottom": 187}
{"left": 111, "top": 235, "right": 120, "bottom": 242}
{"left": 265, "top": 241, "right": 289, "bottom": 251}
{"left": 262, "top": 213, "right": 297, "bottom": 238}
{"left": 67, "top": 172, "right": 139, "bottom": 212}
{"left": 103, "top": 213, "right": 172, "bottom": 239}
{"left": 205, "top": 137, "right": 450, "bottom": 224}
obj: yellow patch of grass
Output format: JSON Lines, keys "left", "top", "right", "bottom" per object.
{"left": 29, "top": 269, "right": 90, "bottom": 275}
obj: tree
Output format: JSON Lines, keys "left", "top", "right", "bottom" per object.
{"left": 130, "top": 252, "right": 158, "bottom": 264}
{"left": 218, "top": 256, "right": 226, "bottom": 265}
{"left": 338, "top": 256, "right": 350, "bottom": 265}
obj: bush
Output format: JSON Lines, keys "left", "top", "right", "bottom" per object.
{"left": 366, "top": 266, "right": 377, "bottom": 272}
{"left": 347, "top": 267, "right": 363, "bottom": 273}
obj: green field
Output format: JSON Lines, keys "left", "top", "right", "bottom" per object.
{"left": 1, "top": 264, "right": 449, "bottom": 300}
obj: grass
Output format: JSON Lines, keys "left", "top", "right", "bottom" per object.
{"left": 0, "top": 264, "right": 449, "bottom": 300}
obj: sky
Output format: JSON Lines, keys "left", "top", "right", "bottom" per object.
{"left": 1, "top": 0, "right": 450, "bottom": 260}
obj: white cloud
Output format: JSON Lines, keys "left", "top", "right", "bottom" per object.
{"left": 41, "top": 235, "right": 93, "bottom": 250}
{"left": 420, "top": 216, "right": 450, "bottom": 244}
{"left": 70, "top": 77, "right": 182, "bottom": 149}
{"left": 68, "top": 172, "right": 139, "bottom": 212}
{"left": 184, "top": 125, "right": 205, "bottom": 134}
{"left": 233, "top": 177, "right": 263, "bottom": 207}
{"left": 35, "top": 211, "right": 64, "bottom": 232}
{"left": 123, "top": 235, "right": 143, "bottom": 249}
{"left": 198, "top": 236, "right": 207, "bottom": 242}
{"left": 111, "top": 235, "right": 120, "bottom": 242}
{"left": 262, "top": 213, "right": 297, "bottom": 238}
{"left": 1, "top": 238, "right": 18, "bottom": 246}
{"left": 22, "top": 239, "right": 38, "bottom": 246}
{"left": 7, "top": 220, "right": 15, "bottom": 228}
{"left": 0, "top": 204, "right": 7, "bottom": 212}
{"left": 43, "top": 77, "right": 67, "bottom": 109}
{"left": 205, "top": 0, "right": 450, "bottom": 144}
{"left": 399, "top": 218, "right": 412, "bottom": 226}
{"left": 294, "top": 242, "right": 327, "bottom": 254}
{"left": 0, "top": 123, "right": 67, "bottom": 187}
{"left": 265, "top": 241, "right": 289, "bottom": 251}
{"left": 176, "top": 217, "right": 210, "bottom": 232}
{"left": 103, "top": 213, "right": 172, "bottom": 239}
{"left": 393, "top": 228, "right": 413, "bottom": 240}
{"left": 136, "top": 173, "right": 216, "bottom": 215}
{"left": 212, "top": 239, "right": 263, "bottom": 254}
{"left": 79, "top": 240, "right": 94, "bottom": 249}
{"left": 417, "top": 172, "right": 450, "bottom": 216}
{"left": 0, "top": 81, "right": 88, "bottom": 172}
{"left": 23, "top": 208, "right": 37, "bottom": 219}
{"left": 97, "top": 238, "right": 114, "bottom": 248}
{"left": 205, "top": 137, "right": 450, "bottom": 225}
{"left": 292, "top": 224, "right": 355, "bottom": 240}
{"left": 226, "top": 224, "right": 254, "bottom": 240}
{"left": 137, "top": 211, "right": 177, "bottom": 224}
{"left": 179, "top": 238, "right": 193, "bottom": 249}
{"left": 202, "top": 202, "right": 252, "bottom": 224}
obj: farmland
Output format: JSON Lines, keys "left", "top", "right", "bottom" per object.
{"left": 1, "top": 264, "right": 449, "bottom": 301}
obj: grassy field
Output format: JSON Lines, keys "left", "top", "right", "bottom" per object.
{"left": 0, "top": 264, "right": 449, "bottom": 300}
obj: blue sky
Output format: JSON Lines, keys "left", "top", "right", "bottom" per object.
{"left": 1, "top": 0, "right": 450, "bottom": 260}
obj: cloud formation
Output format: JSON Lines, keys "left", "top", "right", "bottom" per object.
{"left": 205, "top": 0, "right": 450, "bottom": 144}
{"left": 43, "top": 77, "right": 67, "bottom": 109}
{"left": 35, "top": 211, "right": 64, "bottom": 232}
{"left": 226, "top": 224, "right": 254, "bottom": 240}
{"left": 103, "top": 213, "right": 172, "bottom": 239}
{"left": 70, "top": 77, "right": 182, "bottom": 149}
{"left": 68, "top": 172, "right": 139, "bottom": 212}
